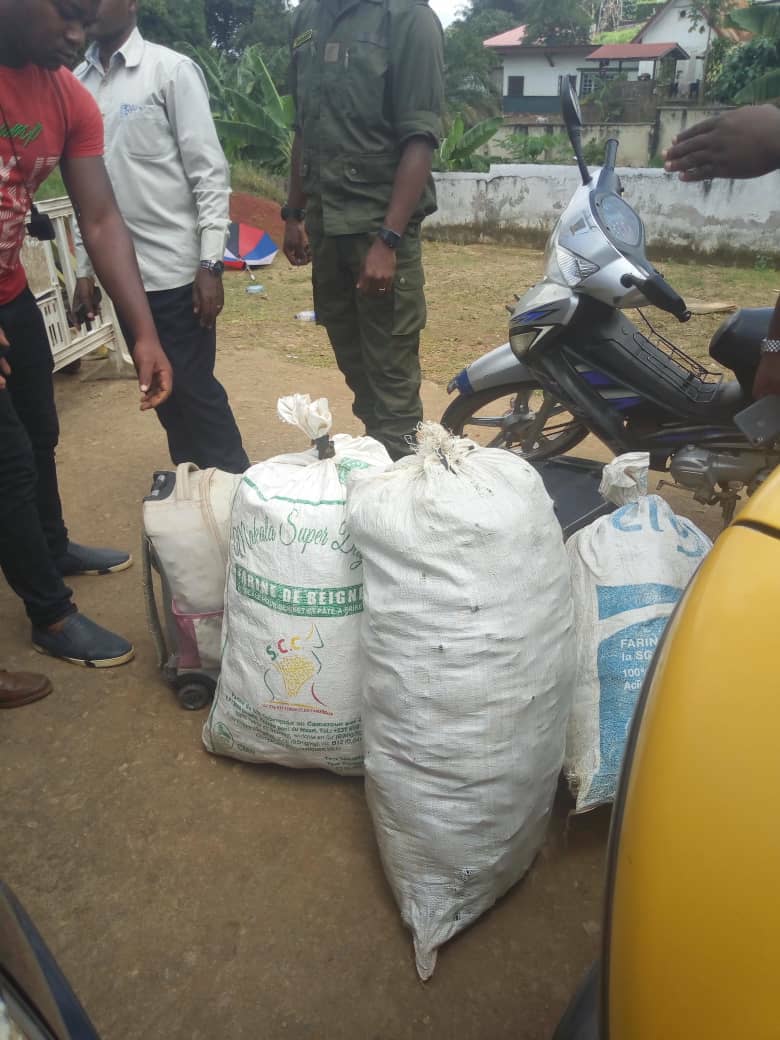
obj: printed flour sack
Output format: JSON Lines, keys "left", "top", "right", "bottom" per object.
{"left": 345, "top": 424, "right": 576, "bottom": 979}
{"left": 203, "top": 395, "right": 391, "bottom": 774}
{"left": 565, "top": 452, "right": 712, "bottom": 812}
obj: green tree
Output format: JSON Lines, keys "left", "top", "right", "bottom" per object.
{"left": 524, "top": 0, "right": 591, "bottom": 46}
{"left": 205, "top": 0, "right": 255, "bottom": 51}
{"left": 444, "top": 9, "right": 516, "bottom": 117}
{"left": 138, "top": 0, "right": 208, "bottom": 47}
{"left": 711, "top": 36, "right": 780, "bottom": 102}
{"left": 469, "top": 0, "right": 532, "bottom": 18}
{"left": 727, "top": 5, "right": 780, "bottom": 103}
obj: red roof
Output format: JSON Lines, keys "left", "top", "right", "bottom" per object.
{"left": 483, "top": 25, "right": 528, "bottom": 47}
{"left": 587, "top": 42, "right": 689, "bottom": 59}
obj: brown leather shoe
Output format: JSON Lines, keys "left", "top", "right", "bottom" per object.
{"left": 0, "top": 670, "right": 53, "bottom": 709}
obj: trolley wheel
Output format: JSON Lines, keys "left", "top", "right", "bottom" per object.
{"left": 174, "top": 677, "right": 215, "bottom": 712}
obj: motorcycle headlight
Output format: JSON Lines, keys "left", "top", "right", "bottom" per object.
{"left": 509, "top": 329, "right": 540, "bottom": 359}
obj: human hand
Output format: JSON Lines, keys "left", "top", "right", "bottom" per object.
{"left": 357, "top": 239, "right": 396, "bottom": 296}
{"left": 663, "top": 105, "right": 780, "bottom": 181}
{"left": 73, "top": 277, "right": 101, "bottom": 325}
{"left": 193, "top": 268, "right": 224, "bottom": 330}
{"left": 283, "top": 220, "right": 311, "bottom": 267}
{"left": 133, "top": 337, "right": 173, "bottom": 410}
{"left": 753, "top": 353, "right": 780, "bottom": 399}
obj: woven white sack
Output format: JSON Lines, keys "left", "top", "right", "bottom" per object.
{"left": 203, "top": 395, "right": 391, "bottom": 774}
{"left": 346, "top": 423, "right": 575, "bottom": 979}
{"left": 565, "top": 452, "right": 712, "bottom": 811}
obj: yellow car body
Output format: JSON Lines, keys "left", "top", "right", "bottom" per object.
{"left": 605, "top": 468, "right": 780, "bottom": 1038}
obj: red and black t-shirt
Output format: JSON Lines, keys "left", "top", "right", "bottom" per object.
{"left": 0, "top": 64, "right": 103, "bottom": 306}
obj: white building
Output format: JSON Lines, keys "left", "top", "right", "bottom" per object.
{"left": 633, "top": 0, "right": 750, "bottom": 92}
{"left": 483, "top": 26, "right": 594, "bottom": 116}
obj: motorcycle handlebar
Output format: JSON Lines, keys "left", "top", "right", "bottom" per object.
{"left": 602, "top": 139, "right": 619, "bottom": 171}
{"left": 621, "top": 271, "right": 691, "bottom": 322}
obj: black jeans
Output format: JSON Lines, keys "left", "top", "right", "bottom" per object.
{"left": 122, "top": 283, "right": 248, "bottom": 473}
{"left": 0, "top": 288, "right": 75, "bottom": 628}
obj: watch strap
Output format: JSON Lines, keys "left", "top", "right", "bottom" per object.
{"left": 378, "top": 226, "right": 402, "bottom": 250}
{"left": 200, "top": 260, "right": 224, "bottom": 275}
{"left": 281, "top": 204, "right": 306, "bottom": 222}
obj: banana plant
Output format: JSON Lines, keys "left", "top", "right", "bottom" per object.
{"left": 180, "top": 43, "right": 295, "bottom": 171}
{"left": 436, "top": 115, "right": 503, "bottom": 172}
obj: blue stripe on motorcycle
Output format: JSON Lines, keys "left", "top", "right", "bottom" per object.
{"left": 454, "top": 369, "right": 474, "bottom": 396}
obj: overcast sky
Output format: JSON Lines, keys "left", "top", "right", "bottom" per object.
{"left": 429, "top": 0, "right": 470, "bottom": 28}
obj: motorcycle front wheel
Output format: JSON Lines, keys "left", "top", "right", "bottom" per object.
{"left": 441, "top": 382, "right": 588, "bottom": 460}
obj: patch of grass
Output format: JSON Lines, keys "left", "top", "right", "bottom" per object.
{"left": 34, "top": 166, "right": 67, "bottom": 201}
{"left": 210, "top": 241, "right": 780, "bottom": 387}
{"left": 231, "top": 161, "right": 286, "bottom": 202}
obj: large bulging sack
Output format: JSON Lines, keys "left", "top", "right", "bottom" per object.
{"left": 565, "top": 453, "right": 712, "bottom": 812}
{"left": 346, "top": 424, "right": 576, "bottom": 980}
{"left": 203, "top": 395, "right": 391, "bottom": 775}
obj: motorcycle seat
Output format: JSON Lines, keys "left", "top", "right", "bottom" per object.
{"left": 709, "top": 307, "right": 771, "bottom": 370}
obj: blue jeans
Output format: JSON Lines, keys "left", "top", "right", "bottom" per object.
{"left": 0, "top": 288, "right": 74, "bottom": 627}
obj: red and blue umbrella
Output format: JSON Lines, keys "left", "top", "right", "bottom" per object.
{"left": 224, "top": 221, "right": 278, "bottom": 269}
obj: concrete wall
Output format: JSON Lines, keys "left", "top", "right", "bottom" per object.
{"left": 429, "top": 164, "right": 780, "bottom": 260}
{"left": 491, "top": 123, "right": 654, "bottom": 167}
{"left": 656, "top": 104, "right": 734, "bottom": 155}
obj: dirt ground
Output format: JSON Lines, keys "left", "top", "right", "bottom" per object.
{"left": 2, "top": 253, "right": 724, "bottom": 1039}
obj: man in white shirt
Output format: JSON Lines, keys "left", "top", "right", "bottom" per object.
{"left": 73, "top": 0, "right": 249, "bottom": 474}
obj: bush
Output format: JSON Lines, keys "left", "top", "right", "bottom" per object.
{"left": 711, "top": 37, "right": 780, "bottom": 102}
{"left": 505, "top": 132, "right": 572, "bottom": 164}
{"left": 231, "top": 161, "right": 286, "bottom": 202}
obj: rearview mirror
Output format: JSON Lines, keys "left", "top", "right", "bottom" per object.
{"left": 560, "top": 78, "right": 591, "bottom": 186}
{"left": 560, "top": 78, "right": 583, "bottom": 130}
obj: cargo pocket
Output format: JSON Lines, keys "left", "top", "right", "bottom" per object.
{"left": 393, "top": 236, "right": 426, "bottom": 337}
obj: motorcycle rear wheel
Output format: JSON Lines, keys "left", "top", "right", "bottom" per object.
{"left": 441, "top": 382, "right": 588, "bottom": 460}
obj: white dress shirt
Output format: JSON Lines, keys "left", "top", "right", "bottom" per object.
{"left": 73, "top": 28, "right": 230, "bottom": 292}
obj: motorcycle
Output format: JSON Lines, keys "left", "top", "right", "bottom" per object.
{"left": 440, "top": 79, "right": 776, "bottom": 525}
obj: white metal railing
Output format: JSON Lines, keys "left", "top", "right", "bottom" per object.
{"left": 21, "top": 195, "right": 133, "bottom": 374}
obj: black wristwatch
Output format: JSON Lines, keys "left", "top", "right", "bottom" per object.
{"left": 377, "top": 226, "right": 402, "bottom": 250}
{"left": 199, "top": 260, "right": 224, "bottom": 276}
{"left": 281, "top": 204, "right": 306, "bottom": 222}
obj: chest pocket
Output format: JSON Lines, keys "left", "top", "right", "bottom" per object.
{"left": 343, "top": 33, "right": 388, "bottom": 121}
{"left": 119, "top": 104, "right": 174, "bottom": 160}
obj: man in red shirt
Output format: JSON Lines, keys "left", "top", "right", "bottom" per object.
{"left": 0, "top": 0, "right": 174, "bottom": 703}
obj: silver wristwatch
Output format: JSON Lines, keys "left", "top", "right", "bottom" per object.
{"left": 761, "top": 338, "right": 780, "bottom": 354}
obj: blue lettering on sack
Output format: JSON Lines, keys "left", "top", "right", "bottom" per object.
{"left": 586, "top": 614, "right": 670, "bottom": 808}
{"left": 609, "top": 500, "right": 709, "bottom": 558}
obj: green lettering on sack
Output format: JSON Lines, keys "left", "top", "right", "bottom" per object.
{"left": 234, "top": 563, "right": 363, "bottom": 617}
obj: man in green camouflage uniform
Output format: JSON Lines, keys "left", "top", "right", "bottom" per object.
{"left": 283, "top": 0, "right": 444, "bottom": 460}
